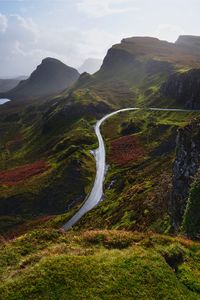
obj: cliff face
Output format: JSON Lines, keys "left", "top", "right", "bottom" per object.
{"left": 175, "top": 35, "right": 200, "bottom": 54}
{"left": 170, "top": 123, "right": 200, "bottom": 229}
{"left": 161, "top": 69, "right": 200, "bottom": 108}
{"left": 99, "top": 48, "right": 136, "bottom": 73}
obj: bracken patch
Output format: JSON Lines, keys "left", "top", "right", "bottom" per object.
{"left": 108, "top": 135, "right": 145, "bottom": 165}
{"left": 0, "top": 160, "right": 49, "bottom": 186}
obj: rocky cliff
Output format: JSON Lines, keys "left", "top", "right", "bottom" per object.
{"left": 176, "top": 35, "right": 200, "bottom": 54}
{"left": 170, "top": 122, "right": 200, "bottom": 229}
{"left": 161, "top": 69, "right": 200, "bottom": 108}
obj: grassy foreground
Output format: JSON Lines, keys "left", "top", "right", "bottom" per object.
{"left": 1, "top": 229, "right": 200, "bottom": 299}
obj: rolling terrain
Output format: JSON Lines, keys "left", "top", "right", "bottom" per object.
{"left": 1, "top": 35, "right": 200, "bottom": 299}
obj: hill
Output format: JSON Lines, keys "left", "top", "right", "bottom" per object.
{"left": 74, "top": 36, "right": 200, "bottom": 107}
{"left": 2, "top": 35, "right": 200, "bottom": 298}
{"left": 2, "top": 58, "right": 80, "bottom": 100}
{"left": 1, "top": 35, "right": 200, "bottom": 238}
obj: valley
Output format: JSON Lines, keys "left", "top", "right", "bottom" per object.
{"left": 64, "top": 107, "right": 200, "bottom": 230}
{"left": 1, "top": 33, "right": 200, "bottom": 299}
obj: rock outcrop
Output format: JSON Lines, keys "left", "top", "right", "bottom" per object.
{"left": 100, "top": 48, "right": 136, "bottom": 73}
{"left": 175, "top": 35, "right": 200, "bottom": 54}
{"left": 170, "top": 122, "right": 200, "bottom": 229}
{"left": 161, "top": 69, "right": 200, "bottom": 108}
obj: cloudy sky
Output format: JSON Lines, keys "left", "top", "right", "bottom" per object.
{"left": 0, "top": 0, "right": 199, "bottom": 77}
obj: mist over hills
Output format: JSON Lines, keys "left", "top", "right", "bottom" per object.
{"left": 78, "top": 58, "right": 103, "bottom": 74}
{"left": 2, "top": 57, "right": 80, "bottom": 100}
{"left": 72, "top": 35, "right": 200, "bottom": 108}
{"left": 0, "top": 76, "right": 27, "bottom": 93}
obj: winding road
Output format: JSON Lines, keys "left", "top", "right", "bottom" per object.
{"left": 63, "top": 107, "right": 196, "bottom": 230}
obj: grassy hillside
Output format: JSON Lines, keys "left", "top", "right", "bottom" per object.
{"left": 74, "top": 37, "right": 200, "bottom": 108}
{"left": 1, "top": 36, "right": 200, "bottom": 298}
{"left": 73, "top": 110, "right": 200, "bottom": 232}
{"left": 0, "top": 90, "right": 112, "bottom": 236}
{"left": 2, "top": 105, "right": 200, "bottom": 237}
{"left": 1, "top": 229, "right": 200, "bottom": 299}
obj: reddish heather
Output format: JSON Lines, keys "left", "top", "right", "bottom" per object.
{"left": 108, "top": 135, "right": 144, "bottom": 165}
{"left": 0, "top": 160, "right": 49, "bottom": 186}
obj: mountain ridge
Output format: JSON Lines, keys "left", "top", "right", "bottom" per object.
{"left": 2, "top": 57, "right": 80, "bottom": 101}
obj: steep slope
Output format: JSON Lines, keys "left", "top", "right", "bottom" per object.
{"left": 3, "top": 58, "right": 79, "bottom": 100}
{"left": 168, "top": 120, "right": 200, "bottom": 237}
{"left": 161, "top": 69, "right": 200, "bottom": 108}
{"left": 71, "top": 110, "right": 200, "bottom": 234}
{"left": 2, "top": 35, "right": 200, "bottom": 238}
{"left": 75, "top": 36, "right": 200, "bottom": 107}
{"left": 0, "top": 87, "right": 111, "bottom": 236}
{"left": 176, "top": 35, "right": 200, "bottom": 55}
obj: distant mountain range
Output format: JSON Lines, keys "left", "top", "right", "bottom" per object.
{"left": 78, "top": 58, "right": 102, "bottom": 74}
{"left": 0, "top": 76, "right": 27, "bottom": 93}
{"left": 2, "top": 58, "right": 80, "bottom": 100}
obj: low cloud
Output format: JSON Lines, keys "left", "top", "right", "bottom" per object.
{"left": 0, "top": 13, "right": 8, "bottom": 32}
{"left": 0, "top": 13, "right": 124, "bottom": 77}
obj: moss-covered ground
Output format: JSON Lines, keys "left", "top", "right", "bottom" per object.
{"left": 1, "top": 229, "right": 200, "bottom": 299}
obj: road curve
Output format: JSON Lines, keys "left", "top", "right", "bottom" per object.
{"left": 63, "top": 107, "right": 196, "bottom": 230}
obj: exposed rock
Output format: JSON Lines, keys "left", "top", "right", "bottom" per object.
{"left": 100, "top": 48, "right": 136, "bottom": 72}
{"left": 145, "top": 60, "right": 174, "bottom": 75}
{"left": 170, "top": 122, "right": 200, "bottom": 229}
{"left": 175, "top": 35, "right": 200, "bottom": 54}
{"left": 161, "top": 69, "right": 200, "bottom": 108}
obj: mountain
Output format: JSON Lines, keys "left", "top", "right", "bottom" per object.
{"left": 0, "top": 76, "right": 27, "bottom": 93}
{"left": 176, "top": 35, "right": 200, "bottom": 54}
{"left": 3, "top": 57, "right": 80, "bottom": 100}
{"left": 73, "top": 36, "right": 200, "bottom": 107}
{"left": 2, "top": 34, "right": 200, "bottom": 298}
{"left": 2, "top": 35, "right": 200, "bottom": 235}
{"left": 78, "top": 58, "right": 102, "bottom": 74}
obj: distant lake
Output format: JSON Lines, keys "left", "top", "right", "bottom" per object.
{"left": 0, "top": 98, "right": 10, "bottom": 105}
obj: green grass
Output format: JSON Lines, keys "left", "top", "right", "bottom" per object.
{"left": 74, "top": 110, "right": 200, "bottom": 233}
{"left": 0, "top": 95, "right": 101, "bottom": 234}
{"left": 1, "top": 230, "right": 200, "bottom": 299}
